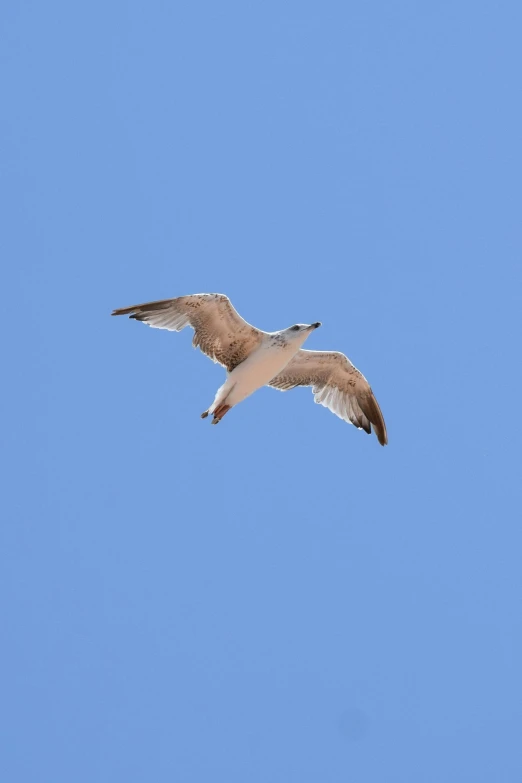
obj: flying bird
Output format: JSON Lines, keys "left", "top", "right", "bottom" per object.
{"left": 111, "top": 293, "right": 388, "bottom": 445}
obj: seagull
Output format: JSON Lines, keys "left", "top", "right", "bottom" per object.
{"left": 111, "top": 293, "right": 388, "bottom": 445}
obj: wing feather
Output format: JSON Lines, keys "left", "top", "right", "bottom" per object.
{"left": 112, "top": 293, "right": 264, "bottom": 372}
{"left": 269, "top": 349, "right": 388, "bottom": 445}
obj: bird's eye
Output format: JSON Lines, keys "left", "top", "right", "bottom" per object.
{"left": 291, "top": 325, "right": 300, "bottom": 331}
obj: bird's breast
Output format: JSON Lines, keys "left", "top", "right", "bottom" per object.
{"left": 227, "top": 342, "right": 297, "bottom": 402}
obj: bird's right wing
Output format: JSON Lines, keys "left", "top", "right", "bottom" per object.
{"left": 269, "top": 349, "right": 388, "bottom": 445}
{"left": 112, "top": 293, "right": 265, "bottom": 372}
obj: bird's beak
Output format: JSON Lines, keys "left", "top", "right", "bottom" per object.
{"left": 309, "top": 322, "right": 321, "bottom": 330}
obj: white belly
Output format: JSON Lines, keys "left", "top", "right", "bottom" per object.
{"left": 226, "top": 343, "right": 297, "bottom": 406}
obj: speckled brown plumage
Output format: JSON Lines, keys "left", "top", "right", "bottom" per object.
{"left": 112, "top": 293, "right": 264, "bottom": 372}
{"left": 112, "top": 294, "right": 388, "bottom": 445}
{"left": 269, "top": 349, "right": 388, "bottom": 446}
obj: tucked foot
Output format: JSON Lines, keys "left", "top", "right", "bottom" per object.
{"left": 201, "top": 410, "right": 209, "bottom": 419}
{"left": 212, "top": 403, "right": 231, "bottom": 425}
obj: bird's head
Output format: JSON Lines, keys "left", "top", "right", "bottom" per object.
{"left": 281, "top": 322, "right": 321, "bottom": 347}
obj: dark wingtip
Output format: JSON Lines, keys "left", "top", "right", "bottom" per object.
{"left": 112, "top": 306, "right": 144, "bottom": 321}
{"left": 359, "top": 391, "right": 388, "bottom": 447}
{"left": 376, "top": 428, "right": 388, "bottom": 446}
{"left": 373, "top": 413, "right": 388, "bottom": 447}
{"left": 112, "top": 306, "right": 136, "bottom": 317}
{"left": 374, "top": 415, "right": 388, "bottom": 446}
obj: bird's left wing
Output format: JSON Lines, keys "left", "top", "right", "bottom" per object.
{"left": 112, "top": 293, "right": 264, "bottom": 372}
{"left": 269, "top": 349, "right": 388, "bottom": 445}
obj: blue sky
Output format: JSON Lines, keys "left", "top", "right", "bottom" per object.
{"left": 2, "top": 1, "right": 522, "bottom": 781}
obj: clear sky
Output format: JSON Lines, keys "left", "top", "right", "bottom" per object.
{"left": 2, "top": 1, "right": 522, "bottom": 781}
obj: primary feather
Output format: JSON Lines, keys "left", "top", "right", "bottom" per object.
{"left": 112, "top": 293, "right": 264, "bottom": 372}
{"left": 269, "top": 349, "right": 388, "bottom": 445}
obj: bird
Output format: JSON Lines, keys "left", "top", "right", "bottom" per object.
{"left": 111, "top": 293, "right": 388, "bottom": 445}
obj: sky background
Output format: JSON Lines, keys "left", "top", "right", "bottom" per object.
{"left": 2, "top": 1, "right": 522, "bottom": 781}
